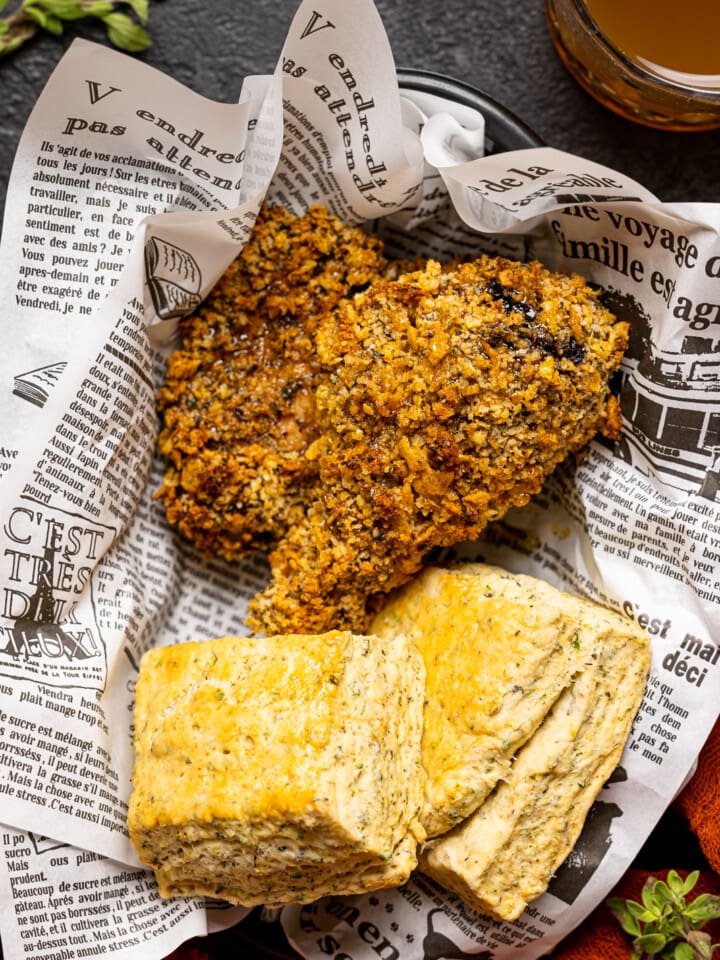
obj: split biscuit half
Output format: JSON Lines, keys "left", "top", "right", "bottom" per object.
{"left": 128, "top": 630, "right": 425, "bottom": 907}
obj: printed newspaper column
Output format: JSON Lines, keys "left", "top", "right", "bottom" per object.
{"left": 0, "top": 38, "right": 275, "bottom": 462}
{"left": 269, "top": 0, "right": 424, "bottom": 220}
{"left": 0, "top": 43, "right": 283, "bottom": 864}
{"left": 0, "top": 270, "right": 177, "bottom": 869}
{"left": 0, "top": 825, "right": 249, "bottom": 960}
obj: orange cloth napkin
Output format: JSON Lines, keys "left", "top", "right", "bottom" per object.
{"left": 675, "top": 715, "right": 720, "bottom": 874}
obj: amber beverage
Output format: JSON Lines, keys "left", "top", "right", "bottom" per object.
{"left": 545, "top": 0, "right": 720, "bottom": 130}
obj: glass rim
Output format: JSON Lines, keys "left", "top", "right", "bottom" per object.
{"left": 574, "top": 0, "right": 720, "bottom": 99}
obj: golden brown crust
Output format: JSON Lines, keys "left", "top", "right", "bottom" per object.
{"left": 157, "top": 205, "right": 627, "bottom": 634}
{"left": 246, "top": 256, "right": 627, "bottom": 634}
{"left": 155, "top": 203, "right": 387, "bottom": 557}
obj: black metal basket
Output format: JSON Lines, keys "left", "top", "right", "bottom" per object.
{"left": 396, "top": 67, "right": 542, "bottom": 153}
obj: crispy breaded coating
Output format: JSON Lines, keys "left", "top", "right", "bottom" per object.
{"left": 246, "top": 256, "right": 627, "bottom": 634}
{"left": 155, "top": 204, "right": 387, "bottom": 556}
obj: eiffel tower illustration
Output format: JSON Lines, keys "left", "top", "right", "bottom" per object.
{"left": 7, "top": 545, "right": 93, "bottom": 662}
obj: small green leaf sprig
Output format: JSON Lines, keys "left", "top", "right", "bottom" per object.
{"left": 0, "top": 0, "right": 151, "bottom": 56}
{"left": 608, "top": 870, "right": 720, "bottom": 960}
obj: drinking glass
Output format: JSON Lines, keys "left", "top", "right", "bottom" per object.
{"left": 545, "top": 0, "right": 720, "bottom": 130}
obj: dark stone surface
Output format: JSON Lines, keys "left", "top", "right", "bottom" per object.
{"left": 0, "top": 4, "right": 713, "bottom": 959}
{"left": 2, "top": 0, "right": 720, "bottom": 221}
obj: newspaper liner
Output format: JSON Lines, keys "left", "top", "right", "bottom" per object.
{"left": 0, "top": 1, "right": 718, "bottom": 958}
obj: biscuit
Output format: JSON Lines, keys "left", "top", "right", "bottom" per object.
{"left": 371, "top": 563, "right": 623, "bottom": 837}
{"left": 420, "top": 616, "right": 649, "bottom": 919}
{"left": 128, "top": 630, "right": 425, "bottom": 906}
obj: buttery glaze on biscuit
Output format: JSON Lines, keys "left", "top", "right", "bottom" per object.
{"left": 128, "top": 630, "right": 425, "bottom": 907}
{"left": 406, "top": 565, "right": 650, "bottom": 920}
{"left": 371, "top": 563, "right": 615, "bottom": 838}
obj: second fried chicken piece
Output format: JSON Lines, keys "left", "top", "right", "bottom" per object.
{"left": 246, "top": 256, "right": 627, "bottom": 634}
{"left": 155, "top": 204, "right": 387, "bottom": 558}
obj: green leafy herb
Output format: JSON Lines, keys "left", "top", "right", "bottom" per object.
{"left": 0, "top": 0, "right": 152, "bottom": 56}
{"left": 607, "top": 870, "right": 720, "bottom": 960}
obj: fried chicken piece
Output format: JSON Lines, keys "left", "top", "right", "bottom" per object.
{"left": 246, "top": 256, "right": 627, "bottom": 634}
{"left": 155, "top": 204, "right": 387, "bottom": 557}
